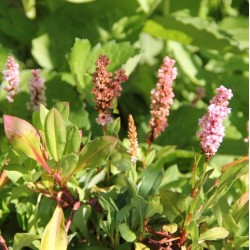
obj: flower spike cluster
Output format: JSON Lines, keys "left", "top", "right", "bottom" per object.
{"left": 147, "top": 56, "right": 177, "bottom": 144}
{"left": 27, "top": 69, "right": 46, "bottom": 111}
{"left": 2, "top": 56, "right": 20, "bottom": 103}
{"left": 92, "top": 55, "right": 128, "bottom": 126}
{"left": 197, "top": 85, "right": 233, "bottom": 160}
{"left": 128, "top": 114, "right": 138, "bottom": 163}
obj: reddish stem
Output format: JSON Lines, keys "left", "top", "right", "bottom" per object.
{"left": 0, "top": 235, "right": 8, "bottom": 250}
{"left": 65, "top": 201, "right": 81, "bottom": 232}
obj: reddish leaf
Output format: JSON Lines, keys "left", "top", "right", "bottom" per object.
{"left": 4, "top": 115, "right": 51, "bottom": 174}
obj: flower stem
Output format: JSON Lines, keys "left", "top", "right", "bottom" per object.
{"left": 191, "top": 153, "right": 202, "bottom": 198}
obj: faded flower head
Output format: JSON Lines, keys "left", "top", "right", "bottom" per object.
{"left": 92, "top": 55, "right": 128, "bottom": 126}
{"left": 27, "top": 69, "right": 46, "bottom": 111}
{"left": 147, "top": 56, "right": 177, "bottom": 144}
{"left": 2, "top": 56, "right": 20, "bottom": 103}
{"left": 197, "top": 85, "right": 233, "bottom": 160}
{"left": 128, "top": 114, "right": 138, "bottom": 163}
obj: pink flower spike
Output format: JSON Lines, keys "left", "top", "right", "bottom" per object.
{"left": 27, "top": 69, "right": 46, "bottom": 111}
{"left": 92, "top": 55, "right": 128, "bottom": 126}
{"left": 197, "top": 85, "right": 233, "bottom": 160}
{"left": 2, "top": 56, "right": 20, "bottom": 103}
{"left": 147, "top": 56, "right": 177, "bottom": 144}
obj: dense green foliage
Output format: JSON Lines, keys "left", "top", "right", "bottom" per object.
{"left": 0, "top": 0, "right": 248, "bottom": 249}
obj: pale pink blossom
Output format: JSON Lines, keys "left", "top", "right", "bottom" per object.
{"left": 147, "top": 56, "right": 177, "bottom": 143}
{"left": 27, "top": 69, "right": 46, "bottom": 111}
{"left": 197, "top": 85, "right": 233, "bottom": 160}
{"left": 92, "top": 55, "right": 128, "bottom": 126}
{"left": 2, "top": 56, "right": 20, "bottom": 103}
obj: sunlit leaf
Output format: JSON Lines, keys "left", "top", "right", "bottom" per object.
{"left": 119, "top": 223, "right": 136, "bottom": 242}
{"left": 54, "top": 102, "right": 70, "bottom": 121}
{"left": 198, "top": 227, "right": 229, "bottom": 242}
{"left": 41, "top": 206, "right": 67, "bottom": 250}
{"left": 4, "top": 115, "right": 50, "bottom": 173}
{"left": 73, "top": 136, "right": 118, "bottom": 175}
{"left": 13, "top": 233, "right": 40, "bottom": 250}
{"left": 45, "top": 108, "right": 66, "bottom": 161}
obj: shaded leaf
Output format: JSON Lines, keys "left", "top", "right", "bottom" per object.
{"left": 139, "top": 168, "right": 163, "bottom": 198}
{"left": 160, "top": 189, "right": 185, "bottom": 222}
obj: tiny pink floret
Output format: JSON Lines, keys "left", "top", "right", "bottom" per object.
{"left": 197, "top": 85, "right": 233, "bottom": 160}
{"left": 2, "top": 56, "right": 20, "bottom": 103}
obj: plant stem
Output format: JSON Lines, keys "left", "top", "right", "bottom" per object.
{"left": 0, "top": 235, "right": 8, "bottom": 250}
{"left": 142, "top": 143, "right": 151, "bottom": 169}
{"left": 65, "top": 201, "right": 81, "bottom": 232}
{"left": 191, "top": 153, "right": 202, "bottom": 198}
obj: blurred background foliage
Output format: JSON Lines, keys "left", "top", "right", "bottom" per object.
{"left": 0, "top": 0, "right": 248, "bottom": 168}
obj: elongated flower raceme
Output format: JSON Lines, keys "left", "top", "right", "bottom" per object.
{"left": 2, "top": 56, "right": 20, "bottom": 103}
{"left": 27, "top": 69, "right": 46, "bottom": 111}
{"left": 147, "top": 56, "right": 177, "bottom": 144}
{"left": 128, "top": 114, "right": 138, "bottom": 163}
{"left": 92, "top": 55, "right": 128, "bottom": 126}
{"left": 197, "top": 85, "right": 233, "bottom": 160}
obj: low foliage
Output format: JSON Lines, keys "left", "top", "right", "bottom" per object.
{"left": 0, "top": 1, "right": 248, "bottom": 250}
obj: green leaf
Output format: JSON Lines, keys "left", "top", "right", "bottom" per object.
{"left": 202, "top": 161, "right": 248, "bottom": 210}
{"left": 60, "top": 153, "right": 79, "bottom": 180}
{"left": 145, "top": 199, "right": 163, "bottom": 219}
{"left": 72, "top": 205, "right": 92, "bottom": 239}
{"left": 119, "top": 223, "right": 136, "bottom": 242}
{"left": 143, "top": 15, "right": 242, "bottom": 53}
{"left": 13, "top": 233, "right": 40, "bottom": 250}
{"left": 66, "top": 38, "right": 92, "bottom": 89}
{"left": 64, "top": 125, "right": 81, "bottom": 155}
{"left": 198, "top": 227, "right": 229, "bottom": 242}
{"left": 32, "top": 34, "right": 54, "bottom": 69}
{"left": 75, "top": 136, "right": 118, "bottom": 173}
{"left": 222, "top": 214, "right": 239, "bottom": 234}
{"left": 188, "top": 221, "right": 198, "bottom": 250}
{"left": 160, "top": 189, "right": 185, "bottom": 222}
{"left": 41, "top": 206, "right": 67, "bottom": 250}
{"left": 66, "top": 0, "right": 95, "bottom": 2}
{"left": 32, "top": 104, "right": 49, "bottom": 131}
{"left": 231, "top": 192, "right": 249, "bottom": 223}
{"left": 45, "top": 108, "right": 67, "bottom": 161}
{"left": 54, "top": 102, "right": 70, "bottom": 121}
{"left": 134, "top": 242, "right": 150, "bottom": 250}
{"left": 3, "top": 115, "right": 50, "bottom": 173}
{"left": 5, "top": 164, "right": 27, "bottom": 182}
{"left": 168, "top": 41, "right": 205, "bottom": 85}
{"left": 139, "top": 168, "right": 163, "bottom": 198}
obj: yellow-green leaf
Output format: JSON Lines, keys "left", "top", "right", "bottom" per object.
{"left": 199, "top": 227, "right": 229, "bottom": 242}
{"left": 41, "top": 206, "right": 67, "bottom": 250}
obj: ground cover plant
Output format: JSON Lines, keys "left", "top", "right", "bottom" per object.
{"left": 0, "top": 0, "right": 248, "bottom": 249}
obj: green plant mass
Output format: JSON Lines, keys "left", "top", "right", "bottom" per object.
{"left": 0, "top": 0, "right": 248, "bottom": 249}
